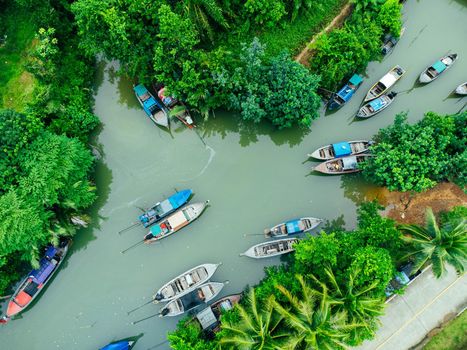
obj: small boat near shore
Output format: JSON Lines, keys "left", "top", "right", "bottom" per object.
{"left": 419, "top": 54, "right": 458, "bottom": 83}
{"left": 153, "top": 263, "right": 221, "bottom": 303}
{"left": 357, "top": 92, "right": 397, "bottom": 118}
{"left": 144, "top": 201, "right": 209, "bottom": 244}
{"left": 133, "top": 84, "right": 169, "bottom": 128}
{"left": 100, "top": 340, "right": 136, "bottom": 350}
{"left": 381, "top": 28, "right": 405, "bottom": 56}
{"left": 240, "top": 238, "right": 299, "bottom": 259}
{"left": 314, "top": 154, "right": 371, "bottom": 175}
{"left": 194, "top": 294, "right": 242, "bottom": 332}
{"left": 264, "top": 218, "right": 322, "bottom": 238}
{"left": 159, "top": 282, "right": 225, "bottom": 317}
{"left": 1, "top": 240, "right": 70, "bottom": 322}
{"left": 158, "top": 87, "right": 195, "bottom": 128}
{"left": 138, "top": 189, "right": 192, "bottom": 228}
{"left": 327, "top": 74, "right": 363, "bottom": 110}
{"left": 308, "top": 140, "right": 371, "bottom": 160}
{"left": 455, "top": 82, "right": 467, "bottom": 95}
{"left": 364, "top": 65, "right": 405, "bottom": 102}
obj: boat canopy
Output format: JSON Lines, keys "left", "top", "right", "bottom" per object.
{"left": 133, "top": 84, "right": 148, "bottom": 97}
{"left": 168, "top": 189, "right": 192, "bottom": 209}
{"left": 342, "top": 157, "right": 358, "bottom": 170}
{"left": 332, "top": 142, "right": 351, "bottom": 157}
{"left": 150, "top": 225, "right": 163, "bottom": 236}
{"left": 369, "top": 98, "right": 384, "bottom": 111}
{"left": 100, "top": 340, "right": 132, "bottom": 350}
{"left": 285, "top": 220, "right": 301, "bottom": 234}
{"left": 432, "top": 60, "right": 446, "bottom": 73}
{"left": 336, "top": 84, "right": 355, "bottom": 102}
{"left": 196, "top": 307, "right": 217, "bottom": 330}
{"left": 30, "top": 259, "right": 55, "bottom": 284}
{"left": 44, "top": 246, "right": 57, "bottom": 259}
{"left": 349, "top": 74, "right": 363, "bottom": 86}
{"left": 143, "top": 96, "right": 159, "bottom": 111}
{"left": 167, "top": 211, "right": 187, "bottom": 229}
{"left": 380, "top": 73, "right": 397, "bottom": 88}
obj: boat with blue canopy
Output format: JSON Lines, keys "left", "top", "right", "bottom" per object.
{"left": 308, "top": 140, "right": 371, "bottom": 160}
{"left": 357, "top": 92, "right": 397, "bottom": 118}
{"left": 139, "top": 189, "right": 192, "bottom": 228}
{"left": 100, "top": 340, "right": 136, "bottom": 350}
{"left": 419, "top": 54, "right": 458, "bottom": 83}
{"left": 1, "top": 240, "right": 70, "bottom": 323}
{"left": 133, "top": 84, "right": 169, "bottom": 128}
{"left": 328, "top": 74, "right": 363, "bottom": 110}
{"left": 264, "top": 217, "right": 322, "bottom": 238}
{"left": 314, "top": 154, "right": 372, "bottom": 175}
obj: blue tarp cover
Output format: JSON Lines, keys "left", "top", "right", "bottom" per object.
{"left": 369, "top": 98, "right": 384, "bottom": 111}
{"left": 332, "top": 142, "right": 351, "bottom": 157}
{"left": 133, "top": 84, "right": 148, "bottom": 97}
{"left": 432, "top": 60, "right": 446, "bottom": 73}
{"left": 143, "top": 97, "right": 158, "bottom": 110}
{"left": 45, "top": 246, "right": 57, "bottom": 259}
{"left": 100, "top": 340, "right": 131, "bottom": 350}
{"left": 30, "top": 259, "right": 55, "bottom": 284}
{"left": 150, "top": 225, "right": 163, "bottom": 236}
{"left": 168, "top": 189, "right": 192, "bottom": 209}
{"left": 286, "top": 220, "right": 301, "bottom": 234}
{"left": 349, "top": 74, "right": 363, "bottom": 86}
{"left": 336, "top": 84, "right": 354, "bottom": 102}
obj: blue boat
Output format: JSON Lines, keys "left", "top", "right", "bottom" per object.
{"left": 264, "top": 217, "right": 322, "bottom": 238}
{"left": 100, "top": 340, "right": 135, "bottom": 350}
{"left": 328, "top": 74, "right": 363, "bottom": 110}
{"left": 133, "top": 84, "right": 169, "bottom": 128}
{"left": 356, "top": 91, "right": 397, "bottom": 118}
{"left": 139, "top": 189, "right": 192, "bottom": 228}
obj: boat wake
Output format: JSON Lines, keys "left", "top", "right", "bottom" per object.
{"left": 181, "top": 145, "right": 216, "bottom": 181}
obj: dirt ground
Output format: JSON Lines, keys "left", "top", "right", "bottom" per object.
{"left": 363, "top": 182, "right": 467, "bottom": 225}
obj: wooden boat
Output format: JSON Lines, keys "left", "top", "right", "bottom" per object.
{"left": 357, "top": 92, "right": 397, "bottom": 118}
{"left": 364, "top": 65, "right": 405, "bottom": 102}
{"left": 308, "top": 140, "right": 371, "bottom": 160}
{"left": 1, "top": 240, "right": 70, "bottom": 322}
{"left": 144, "top": 201, "right": 209, "bottom": 244}
{"left": 153, "top": 263, "right": 221, "bottom": 303}
{"left": 419, "top": 54, "right": 458, "bottom": 83}
{"left": 133, "top": 84, "right": 169, "bottom": 128}
{"left": 327, "top": 74, "right": 363, "bottom": 110}
{"left": 264, "top": 217, "right": 322, "bottom": 238}
{"left": 138, "top": 189, "right": 192, "bottom": 228}
{"left": 159, "top": 282, "right": 225, "bottom": 317}
{"left": 381, "top": 28, "right": 405, "bottom": 56}
{"left": 314, "top": 154, "right": 372, "bottom": 175}
{"left": 455, "top": 82, "right": 467, "bottom": 95}
{"left": 100, "top": 340, "right": 136, "bottom": 350}
{"left": 158, "top": 87, "right": 195, "bottom": 128}
{"left": 194, "top": 294, "right": 242, "bottom": 332}
{"left": 240, "top": 238, "right": 299, "bottom": 259}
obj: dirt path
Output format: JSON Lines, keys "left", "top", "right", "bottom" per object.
{"left": 295, "top": 2, "right": 353, "bottom": 66}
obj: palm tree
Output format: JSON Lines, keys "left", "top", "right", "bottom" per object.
{"left": 219, "top": 288, "right": 288, "bottom": 349}
{"left": 399, "top": 207, "right": 467, "bottom": 278}
{"left": 182, "top": 0, "right": 228, "bottom": 43}
{"left": 272, "top": 274, "right": 361, "bottom": 349}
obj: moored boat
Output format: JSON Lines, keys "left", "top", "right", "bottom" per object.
{"left": 357, "top": 92, "right": 397, "bottom": 118}
{"left": 328, "top": 74, "right": 363, "bottom": 110}
{"left": 138, "top": 189, "right": 192, "bottom": 228}
{"left": 143, "top": 201, "right": 209, "bottom": 244}
{"left": 419, "top": 54, "right": 458, "bottom": 83}
{"left": 194, "top": 294, "right": 242, "bottom": 332}
{"left": 308, "top": 140, "right": 371, "bottom": 160}
{"left": 100, "top": 340, "right": 136, "bottom": 350}
{"left": 264, "top": 218, "right": 322, "bottom": 238}
{"left": 133, "top": 84, "right": 169, "bottom": 128}
{"left": 364, "top": 65, "right": 405, "bottom": 102}
{"left": 240, "top": 238, "right": 299, "bottom": 259}
{"left": 1, "top": 240, "right": 70, "bottom": 322}
{"left": 381, "top": 28, "right": 405, "bottom": 56}
{"left": 159, "top": 282, "right": 225, "bottom": 317}
{"left": 158, "top": 87, "right": 195, "bottom": 128}
{"left": 153, "top": 263, "right": 221, "bottom": 303}
{"left": 314, "top": 154, "right": 371, "bottom": 175}
{"left": 455, "top": 82, "right": 467, "bottom": 95}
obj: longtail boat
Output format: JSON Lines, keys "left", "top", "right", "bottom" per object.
{"left": 327, "top": 74, "right": 363, "bottom": 110}
{"left": 364, "top": 65, "right": 405, "bottom": 102}
{"left": 240, "top": 238, "right": 299, "bottom": 259}
{"left": 314, "top": 154, "right": 371, "bottom": 175}
{"left": 159, "top": 282, "right": 225, "bottom": 317}
{"left": 158, "top": 87, "right": 195, "bottom": 128}
{"left": 357, "top": 92, "right": 397, "bottom": 118}
{"left": 455, "top": 82, "right": 467, "bottom": 95}
{"left": 138, "top": 189, "right": 192, "bottom": 228}
{"left": 194, "top": 294, "right": 242, "bottom": 332}
{"left": 133, "top": 84, "right": 169, "bottom": 128}
{"left": 264, "top": 218, "right": 322, "bottom": 238}
{"left": 153, "top": 263, "right": 221, "bottom": 303}
{"left": 100, "top": 340, "right": 136, "bottom": 350}
{"left": 143, "top": 201, "right": 209, "bottom": 244}
{"left": 308, "top": 140, "right": 371, "bottom": 160}
{"left": 1, "top": 240, "right": 70, "bottom": 323}
{"left": 419, "top": 54, "right": 458, "bottom": 83}
{"left": 381, "top": 28, "right": 405, "bottom": 56}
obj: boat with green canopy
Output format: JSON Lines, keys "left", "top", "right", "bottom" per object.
{"left": 419, "top": 54, "right": 458, "bottom": 83}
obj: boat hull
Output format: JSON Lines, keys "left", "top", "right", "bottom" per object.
{"left": 314, "top": 154, "right": 372, "bottom": 175}
{"left": 357, "top": 93, "right": 396, "bottom": 119}
{"left": 419, "top": 54, "right": 458, "bottom": 83}
{"left": 265, "top": 217, "right": 322, "bottom": 238}
{"left": 133, "top": 84, "right": 169, "bottom": 128}
{"left": 241, "top": 238, "right": 299, "bottom": 259}
{"left": 455, "top": 82, "right": 467, "bottom": 95}
{"left": 364, "top": 65, "right": 405, "bottom": 102}
{"left": 308, "top": 140, "right": 370, "bottom": 160}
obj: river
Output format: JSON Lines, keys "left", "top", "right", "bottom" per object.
{"left": 1, "top": 0, "right": 466, "bottom": 348}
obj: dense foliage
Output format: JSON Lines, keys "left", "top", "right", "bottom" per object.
{"left": 362, "top": 111, "right": 467, "bottom": 192}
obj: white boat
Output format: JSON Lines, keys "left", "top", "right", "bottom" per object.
{"left": 240, "top": 238, "right": 299, "bottom": 259}
{"left": 364, "top": 65, "right": 405, "bottom": 102}
{"left": 455, "top": 82, "right": 467, "bottom": 95}
{"left": 419, "top": 54, "right": 458, "bottom": 83}
{"left": 264, "top": 217, "right": 322, "bottom": 238}
{"left": 159, "top": 282, "right": 225, "bottom": 317}
{"left": 153, "top": 263, "right": 221, "bottom": 303}
{"left": 308, "top": 140, "right": 371, "bottom": 160}
{"left": 357, "top": 92, "right": 397, "bottom": 118}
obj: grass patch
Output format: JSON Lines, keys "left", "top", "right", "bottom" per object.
{"left": 424, "top": 311, "right": 467, "bottom": 350}
{"left": 0, "top": 4, "right": 38, "bottom": 110}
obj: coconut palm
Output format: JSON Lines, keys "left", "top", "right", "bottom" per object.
{"left": 219, "top": 288, "right": 288, "bottom": 349}
{"left": 272, "top": 274, "right": 362, "bottom": 350}
{"left": 399, "top": 207, "right": 467, "bottom": 278}
{"left": 182, "top": 0, "right": 228, "bottom": 43}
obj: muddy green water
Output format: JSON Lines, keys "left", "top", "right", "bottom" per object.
{"left": 1, "top": 0, "right": 466, "bottom": 348}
